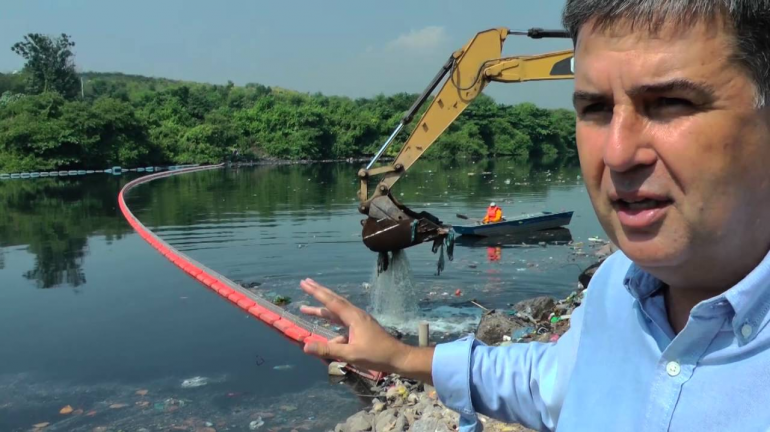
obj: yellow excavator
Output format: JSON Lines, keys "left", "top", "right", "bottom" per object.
{"left": 356, "top": 28, "right": 575, "bottom": 271}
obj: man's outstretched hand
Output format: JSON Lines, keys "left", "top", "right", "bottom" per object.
{"left": 299, "top": 278, "right": 434, "bottom": 383}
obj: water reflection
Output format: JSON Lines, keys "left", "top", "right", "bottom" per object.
{"left": 0, "top": 157, "right": 581, "bottom": 292}
{"left": 0, "top": 177, "right": 132, "bottom": 289}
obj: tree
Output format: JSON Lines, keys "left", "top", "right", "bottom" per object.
{"left": 11, "top": 33, "right": 79, "bottom": 99}
{"left": 0, "top": 93, "right": 79, "bottom": 171}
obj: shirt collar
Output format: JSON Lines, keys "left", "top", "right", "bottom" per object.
{"left": 723, "top": 248, "right": 770, "bottom": 343}
{"left": 623, "top": 263, "right": 665, "bottom": 301}
{"left": 623, "top": 248, "right": 770, "bottom": 344}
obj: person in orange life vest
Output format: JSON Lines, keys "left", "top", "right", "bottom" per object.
{"left": 482, "top": 202, "right": 503, "bottom": 224}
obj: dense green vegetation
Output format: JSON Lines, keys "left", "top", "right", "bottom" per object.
{"left": 0, "top": 34, "right": 577, "bottom": 173}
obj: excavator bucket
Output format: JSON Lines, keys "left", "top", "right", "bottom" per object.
{"left": 361, "top": 195, "right": 448, "bottom": 253}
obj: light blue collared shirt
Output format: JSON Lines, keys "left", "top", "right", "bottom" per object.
{"left": 432, "top": 250, "right": 770, "bottom": 431}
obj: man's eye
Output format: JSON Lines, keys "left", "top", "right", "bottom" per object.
{"left": 580, "top": 103, "right": 611, "bottom": 115}
{"left": 653, "top": 97, "right": 694, "bottom": 108}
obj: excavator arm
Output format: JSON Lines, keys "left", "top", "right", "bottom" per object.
{"left": 358, "top": 28, "right": 574, "bottom": 256}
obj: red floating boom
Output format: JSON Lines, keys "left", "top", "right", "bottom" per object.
{"left": 118, "top": 165, "right": 383, "bottom": 382}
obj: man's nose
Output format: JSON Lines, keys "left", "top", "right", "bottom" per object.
{"left": 603, "top": 106, "right": 656, "bottom": 172}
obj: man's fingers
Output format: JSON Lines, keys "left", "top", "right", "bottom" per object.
{"left": 303, "top": 340, "right": 351, "bottom": 361}
{"left": 299, "top": 305, "right": 343, "bottom": 326}
{"left": 300, "top": 278, "right": 343, "bottom": 305}
{"left": 300, "top": 278, "right": 359, "bottom": 324}
{"left": 329, "top": 335, "right": 348, "bottom": 344}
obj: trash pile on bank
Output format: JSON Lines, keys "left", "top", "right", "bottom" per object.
{"left": 333, "top": 375, "right": 533, "bottom": 432}
{"left": 333, "top": 283, "right": 589, "bottom": 432}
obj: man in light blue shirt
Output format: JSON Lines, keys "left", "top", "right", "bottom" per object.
{"left": 299, "top": 0, "right": 770, "bottom": 430}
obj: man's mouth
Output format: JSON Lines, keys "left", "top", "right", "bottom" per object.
{"left": 614, "top": 198, "right": 671, "bottom": 212}
{"left": 611, "top": 196, "right": 672, "bottom": 228}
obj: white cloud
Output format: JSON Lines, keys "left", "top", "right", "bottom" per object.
{"left": 386, "top": 26, "right": 448, "bottom": 52}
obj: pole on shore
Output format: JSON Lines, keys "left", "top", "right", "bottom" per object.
{"left": 418, "top": 321, "right": 429, "bottom": 347}
{"left": 418, "top": 321, "right": 434, "bottom": 393}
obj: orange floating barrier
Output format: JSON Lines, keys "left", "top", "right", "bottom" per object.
{"left": 237, "top": 298, "right": 256, "bottom": 310}
{"left": 284, "top": 326, "right": 311, "bottom": 342}
{"left": 118, "top": 164, "right": 382, "bottom": 383}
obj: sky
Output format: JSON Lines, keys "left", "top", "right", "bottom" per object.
{"left": 0, "top": 1, "right": 575, "bottom": 109}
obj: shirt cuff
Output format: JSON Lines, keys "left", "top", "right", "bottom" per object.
{"left": 432, "top": 334, "right": 481, "bottom": 431}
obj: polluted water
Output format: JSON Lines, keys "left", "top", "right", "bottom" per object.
{"left": 369, "top": 250, "right": 420, "bottom": 329}
{"left": 368, "top": 250, "right": 482, "bottom": 337}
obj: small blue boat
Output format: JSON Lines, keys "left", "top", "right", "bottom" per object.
{"left": 452, "top": 211, "right": 574, "bottom": 237}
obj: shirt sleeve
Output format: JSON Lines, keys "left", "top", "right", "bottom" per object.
{"left": 432, "top": 302, "right": 586, "bottom": 432}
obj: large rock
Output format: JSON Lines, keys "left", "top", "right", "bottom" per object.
{"left": 374, "top": 409, "right": 398, "bottom": 431}
{"left": 411, "top": 418, "right": 452, "bottom": 432}
{"left": 345, "top": 411, "right": 373, "bottom": 432}
{"left": 579, "top": 260, "right": 603, "bottom": 288}
{"left": 513, "top": 296, "right": 556, "bottom": 322}
{"left": 475, "top": 310, "right": 531, "bottom": 345}
{"left": 394, "top": 415, "right": 408, "bottom": 431}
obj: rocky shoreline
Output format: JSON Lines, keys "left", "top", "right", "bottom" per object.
{"left": 333, "top": 244, "right": 614, "bottom": 432}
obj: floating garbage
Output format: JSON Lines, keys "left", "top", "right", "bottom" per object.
{"left": 59, "top": 405, "right": 74, "bottom": 415}
{"left": 181, "top": 376, "right": 208, "bottom": 388}
{"left": 272, "top": 295, "right": 291, "bottom": 306}
{"left": 328, "top": 362, "right": 347, "bottom": 376}
{"left": 249, "top": 417, "right": 265, "bottom": 430}
{"left": 273, "top": 365, "right": 294, "bottom": 371}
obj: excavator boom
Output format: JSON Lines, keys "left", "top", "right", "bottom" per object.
{"left": 358, "top": 27, "right": 574, "bottom": 260}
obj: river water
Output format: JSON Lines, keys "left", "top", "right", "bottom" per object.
{"left": 0, "top": 159, "right": 605, "bottom": 431}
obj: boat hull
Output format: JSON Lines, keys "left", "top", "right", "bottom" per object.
{"left": 452, "top": 211, "right": 573, "bottom": 237}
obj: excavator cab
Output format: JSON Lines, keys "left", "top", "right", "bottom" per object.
{"left": 357, "top": 28, "right": 574, "bottom": 269}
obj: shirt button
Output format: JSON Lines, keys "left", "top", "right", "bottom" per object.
{"left": 741, "top": 324, "right": 753, "bottom": 339}
{"left": 666, "top": 361, "right": 681, "bottom": 377}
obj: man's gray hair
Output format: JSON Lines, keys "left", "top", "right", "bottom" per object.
{"left": 562, "top": 0, "right": 770, "bottom": 107}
